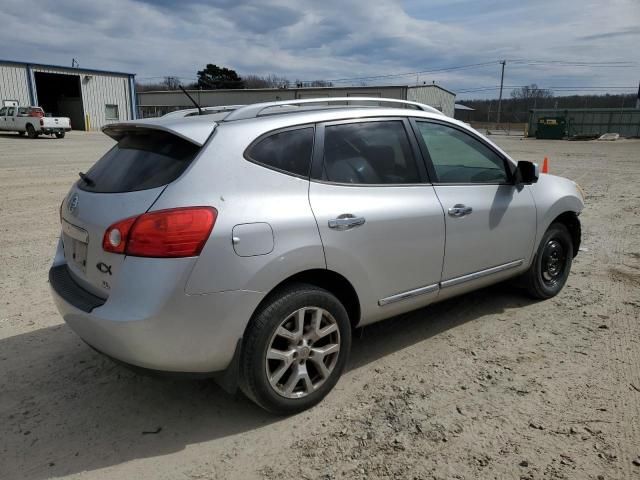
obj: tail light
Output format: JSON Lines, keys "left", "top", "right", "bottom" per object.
{"left": 103, "top": 207, "right": 217, "bottom": 258}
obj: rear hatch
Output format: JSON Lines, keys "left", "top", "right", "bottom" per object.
{"left": 59, "top": 126, "right": 206, "bottom": 298}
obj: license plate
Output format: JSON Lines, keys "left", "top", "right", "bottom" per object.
{"left": 62, "top": 220, "right": 89, "bottom": 273}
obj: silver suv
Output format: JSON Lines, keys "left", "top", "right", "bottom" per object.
{"left": 50, "top": 98, "right": 584, "bottom": 413}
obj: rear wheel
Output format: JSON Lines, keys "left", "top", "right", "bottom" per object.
{"left": 522, "top": 223, "right": 573, "bottom": 299}
{"left": 26, "top": 124, "right": 38, "bottom": 139}
{"left": 55, "top": 131, "right": 65, "bottom": 139}
{"left": 240, "top": 283, "right": 351, "bottom": 414}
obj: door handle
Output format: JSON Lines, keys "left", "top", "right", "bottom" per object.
{"left": 448, "top": 204, "right": 473, "bottom": 217}
{"left": 328, "top": 214, "right": 366, "bottom": 230}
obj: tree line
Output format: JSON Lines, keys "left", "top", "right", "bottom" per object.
{"left": 462, "top": 84, "right": 638, "bottom": 123}
{"left": 136, "top": 64, "right": 333, "bottom": 92}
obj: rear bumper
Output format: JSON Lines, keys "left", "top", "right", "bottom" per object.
{"left": 49, "top": 259, "right": 264, "bottom": 373}
{"left": 41, "top": 127, "right": 71, "bottom": 133}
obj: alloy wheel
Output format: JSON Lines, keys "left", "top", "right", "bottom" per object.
{"left": 265, "top": 307, "right": 341, "bottom": 399}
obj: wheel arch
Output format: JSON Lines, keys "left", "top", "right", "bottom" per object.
{"left": 249, "top": 269, "right": 361, "bottom": 330}
{"left": 549, "top": 211, "right": 581, "bottom": 257}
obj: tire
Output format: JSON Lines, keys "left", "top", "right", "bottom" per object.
{"left": 26, "top": 124, "right": 38, "bottom": 139}
{"left": 239, "top": 283, "right": 351, "bottom": 414}
{"left": 522, "top": 222, "right": 573, "bottom": 299}
{"left": 55, "top": 132, "right": 65, "bottom": 139}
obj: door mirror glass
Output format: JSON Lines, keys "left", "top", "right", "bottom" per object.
{"left": 514, "top": 161, "right": 539, "bottom": 184}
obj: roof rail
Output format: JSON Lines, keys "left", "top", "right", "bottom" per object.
{"left": 221, "top": 97, "right": 443, "bottom": 122}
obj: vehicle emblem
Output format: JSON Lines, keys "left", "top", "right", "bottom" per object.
{"left": 68, "top": 193, "right": 79, "bottom": 214}
{"left": 96, "top": 262, "right": 112, "bottom": 275}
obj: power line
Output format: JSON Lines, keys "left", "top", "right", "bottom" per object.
{"left": 508, "top": 58, "right": 636, "bottom": 67}
{"left": 299, "top": 61, "right": 501, "bottom": 84}
{"left": 136, "top": 58, "right": 638, "bottom": 89}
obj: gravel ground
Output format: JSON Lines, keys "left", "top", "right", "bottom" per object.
{"left": 0, "top": 131, "right": 639, "bottom": 479}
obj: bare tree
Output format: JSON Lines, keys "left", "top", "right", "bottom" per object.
{"left": 510, "top": 84, "right": 554, "bottom": 112}
{"left": 163, "top": 76, "right": 182, "bottom": 90}
{"left": 294, "top": 79, "right": 334, "bottom": 88}
{"left": 243, "top": 74, "right": 290, "bottom": 89}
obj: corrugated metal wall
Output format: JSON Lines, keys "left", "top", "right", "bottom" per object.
{"left": 78, "top": 72, "right": 132, "bottom": 130}
{"left": 0, "top": 63, "right": 31, "bottom": 105}
{"left": 31, "top": 65, "right": 132, "bottom": 130}
{"left": 406, "top": 86, "right": 455, "bottom": 117}
{"left": 528, "top": 108, "right": 640, "bottom": 138}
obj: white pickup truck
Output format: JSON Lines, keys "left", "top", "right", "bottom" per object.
{"left": 0, "top": 104, "right": 71, "bottom": 138}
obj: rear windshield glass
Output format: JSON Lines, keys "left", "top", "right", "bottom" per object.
{"left": 78, "top": 130, "right": 200, "bottom": 193}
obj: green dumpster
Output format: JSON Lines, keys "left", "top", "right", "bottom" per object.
{"left": 536, "top": 117, "right": 566, "bottom": 139}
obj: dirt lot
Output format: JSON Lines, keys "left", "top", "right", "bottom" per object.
{"left": 1, "top": 131, "right": 639, "bottom": 480}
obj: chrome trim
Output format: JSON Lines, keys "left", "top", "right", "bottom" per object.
{"left": 440, "top": 259, "right": 524, "bottom": 288}
{"left": 61, "top": 219, "right": 89, "bottom": 243}
{"left": 378, "top": 283, "right": 439, "bottom": 306}
{"left": 328, "top": 215, "right": 366, "bottom": 230}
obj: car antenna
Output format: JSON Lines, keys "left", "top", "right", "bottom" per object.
{"left": 179, "top": 85, "right": 203, "bottom": 115}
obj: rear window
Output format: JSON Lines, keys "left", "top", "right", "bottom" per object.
{"left": 79, "top": 130, "right": 200, "bottom": 193}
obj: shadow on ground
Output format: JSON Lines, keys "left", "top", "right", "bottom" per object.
{"left": 0, "top": 283, "right": 534, "bottom": 479}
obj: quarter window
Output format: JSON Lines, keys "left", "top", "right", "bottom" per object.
{"left": 246, "top": 127, "right": 314, "bottom": 178}
{"left": 322, "top": 121, "right": 420, "bottom": 184}
{"left": 416, "top": 122, "right": 509, "bottom": 184}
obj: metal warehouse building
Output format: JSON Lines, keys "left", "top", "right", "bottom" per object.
{"left": 137, "top": 84, "right": 456, "bottom": 118}
{"left": 0, "top": 59, "right": 136, "bottom": 130}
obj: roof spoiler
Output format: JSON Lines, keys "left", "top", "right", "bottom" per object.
{"left": 102, "top": 120, "right": 216, "bottom": 146}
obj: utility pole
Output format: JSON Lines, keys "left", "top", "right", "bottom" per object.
{"left": 496, "top": 60, "right": 506, "bottom": 127}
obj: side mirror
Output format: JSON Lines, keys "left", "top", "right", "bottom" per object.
{"left": 514, "top": 160, "right": 539, "bottom": 185}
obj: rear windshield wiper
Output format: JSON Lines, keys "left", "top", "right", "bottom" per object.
{"left": 78, "top": 172, "right": 95, "bottom": 187}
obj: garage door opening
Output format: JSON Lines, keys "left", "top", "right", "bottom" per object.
{"left": 34, "top": 72, "right": 85, "bottom": 130}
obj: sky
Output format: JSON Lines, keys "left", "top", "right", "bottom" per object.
{"left": 1, "top": 0, "right": 638, "bottom": 99}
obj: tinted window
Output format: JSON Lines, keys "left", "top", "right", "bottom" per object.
{"left": 416, "top": 122, "right": 508, "bottom": 184}
{"left": 322, "top": 121, "right": 420, "bottom": 184}
{"left": 78, "top": 130, "right": 200, "bottom": 193}
{"left": 246, "top": 127, "right": 314, "bottom": 177}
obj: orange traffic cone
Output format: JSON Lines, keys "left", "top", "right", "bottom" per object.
{"left": 541, "top": 157, "right": 549, "bottom": 174}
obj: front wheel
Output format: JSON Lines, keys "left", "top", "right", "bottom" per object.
{"left": 240, "top": 283, "right": 351, "bottom": 414}
{"left": 522, "top": 223, "right": 574, "bottom": 299}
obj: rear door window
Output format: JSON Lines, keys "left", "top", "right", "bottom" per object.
{"left": 321, "top": 120, "right": 421, "bottom": 184}
{"left": 245, "top": 127, "right": 314, "bottom": 178}
{"left": 78, "top": 130, "right": 200, "bottom": 193}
